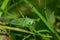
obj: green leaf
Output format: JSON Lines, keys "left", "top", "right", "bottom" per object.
{"left": 56, "top": 16, "right": 60, "bottom": 20}
{"left": 45, "top": 9, "right": 55, "bottom": 25}
{"left": 22, "top": 35, "right": 31, "bottom": 40}
{"left": 37, "top": 30, "right": 50, "bottom": 33}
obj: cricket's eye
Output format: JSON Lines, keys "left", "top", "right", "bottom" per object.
{"left": 29, "top": 21, "right": 35, "bottom": 25}
{"left": 32, "top": 22, "right": 35, "bottom": 25}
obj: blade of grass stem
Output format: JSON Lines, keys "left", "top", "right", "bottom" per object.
{"left": 0, "top": 0, "right": 9, "bottom": 17}
{"left": 0, "top": 25, "right": 52, "bottom": 38}
{"left": 1, "top": 0, "right": 9, "bottom": 10}
{"left": 0, "top": 25, "right": 34, "bottom": 34}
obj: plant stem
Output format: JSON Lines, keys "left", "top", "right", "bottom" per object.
{"left": 0, "top": 25, "right": 34, "bottom": 34}
{"left": 0, "top": 25, "right": 51, "bottom": 38}
{"left": 23, "top": 0, "right": 60, "bottom": 40}
{"left": 1, "top": 0, "right": 9, "bottom": 10}
{"left": 0, "top": 0, "right": 9, "bottom": 17}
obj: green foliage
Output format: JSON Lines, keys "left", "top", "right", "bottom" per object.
{"left": 0, "top": 0, "right": 60, "bottom": 40}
